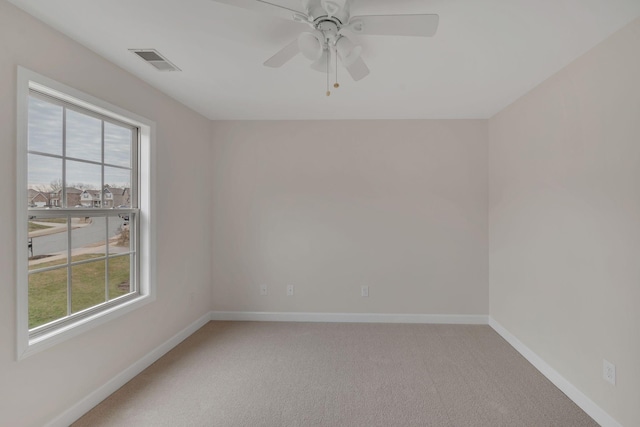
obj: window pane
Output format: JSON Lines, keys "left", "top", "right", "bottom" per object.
{"left": 108, "top": 255, "right": 131, "bottom": 299}
{"left": 28, "top": 96, "right": 62, "bottom": 156}
{"left": 66, "top": 109, "right": 102, "bottom": 162}
{"left": 105, "top": 167, "right": 131, "bottom": 208}
{"left": 29, "top": 268, "right": 68, "bottom": 329}
{"left": 108, "top": 215, "right": 132, "bottom": 253}
{"left": 28, "top": 216, "right": 68, "bottom": 270}
{"left": 104, "top": 122, "right": 131, "bottom": 168}
{"left": 71, "top": 260, "right": 106, "bottom": 313}
{"left": 66, "top": 160, "right": 101, "bottom": 206}
{"left": 28, "top": 154, "right": 62, "bottom": 207}
{"left": 71, "top": 216, "right": 106, "bottom": 258}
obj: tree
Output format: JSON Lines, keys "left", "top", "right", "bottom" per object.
{"left": 49, "top": 178, "right": 63, "bottom": 193}
{"left": 71, "top": 182, "right": 97, "bottom": 190}
{"left": 35, "top": 178, "right": 63, "bottom": 194}
{"left": 106, "top": 183, "right": 131, "bottom": 190}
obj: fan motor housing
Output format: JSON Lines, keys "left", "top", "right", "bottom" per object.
{"left": 315, "top": 18, "right": 340, "bottom": 36}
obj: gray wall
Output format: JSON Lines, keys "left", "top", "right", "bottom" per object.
{"left": 211, "top": 120, "right": 489, "bottom": 315}
{"left": 489, "top": 17, "right": 640, "bottom": 427}
{"left": 0, "top": 1, "right": 213, "bottom": 425}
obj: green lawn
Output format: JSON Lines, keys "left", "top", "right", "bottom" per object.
{"left": 38, "top": 218, "right": 68, "bottom": 224}
{"left": 28, "top": 254, "right": 131, "bottom": 329}
{"left": 29, "top": 255, "right": 67, "bottom": 271}
{"left": 28, "top": 222, "right": 53, "bottom": 232}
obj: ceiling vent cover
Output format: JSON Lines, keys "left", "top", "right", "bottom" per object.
{"left": 130, "top": 49, "right": 181, "bottom": 72}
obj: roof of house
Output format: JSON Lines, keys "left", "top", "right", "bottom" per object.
{"left": 51, "top": 187, "right": 83, "bottom": 195}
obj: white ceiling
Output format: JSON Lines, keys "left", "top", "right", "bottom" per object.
{"left": 9, "top": 0, "right": 640, "bottom": 120}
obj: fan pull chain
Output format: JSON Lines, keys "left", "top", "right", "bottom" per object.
{"left": 334, "top": 49, "right": 340, "bottom": 89}
{"left": 326, "top": 48, "right": 331, "bottom": 97}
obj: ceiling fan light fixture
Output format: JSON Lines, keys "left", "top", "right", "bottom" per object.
{"left": 227, "top": 0, "right": 439, "bottom": 90}
{"left": 298, "top": 31, "right": 324, "bottom": 61}
{"left": 336, "top": 36, "right": 361, "bottom": 67}
{"left": 310, "top": 49, "right": 333, "bottom": 73}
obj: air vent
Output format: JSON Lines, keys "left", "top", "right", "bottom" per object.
{"left": 129, "top": 49, "right": 181, "bottom": 72}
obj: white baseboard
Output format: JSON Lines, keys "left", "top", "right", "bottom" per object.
{"left": 210, "top": 311, "right": 488, "bottom": 324}
{"left": 489, "top": 317, "right": 622, "bottom": 427}
{"left": 46, "top": 311, "right": 212, "bottom": 427}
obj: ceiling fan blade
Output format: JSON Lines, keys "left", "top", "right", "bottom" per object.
{"left": 211, "top": 0, "right": 306, "bottom": 22}
{"left": 344, "top": 56, "right": 370, "bottom": 81}
{"left": 264, "top": 39, "right": 300, "bottom": 68}
{"left": 349, "top": 14, "right": 439, "bottom": 37}
{"left": 320, "top": 0, "right": 342, "bottom": 18}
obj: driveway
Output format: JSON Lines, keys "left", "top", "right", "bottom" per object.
{"left": 30, "top": 216, "right": 126, "bottom": 257}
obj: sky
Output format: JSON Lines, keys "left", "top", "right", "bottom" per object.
{"left": 28, "top": 96, "right": 132, "bottom": 190}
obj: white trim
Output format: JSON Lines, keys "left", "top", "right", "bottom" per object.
{"left": 16, "top": 66, "right": 30, "bottom": 359}
{"left": 23, "top": 296, "right": 154, "bottom": 357}
{"left": 16, "top": 66, "right": 157, "bottom": 359}
{"left": 45, "top": 312, "right": 212, "bottom": 427}
{"left": 489, "top": 317, "right": 622, "bottom": 427}
{"left": 210, "top": 311, "right": 489, "bottom": 324}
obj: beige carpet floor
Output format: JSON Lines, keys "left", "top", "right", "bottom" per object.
{"left": 74, "top": 321, "right": 598, "bottom": 427}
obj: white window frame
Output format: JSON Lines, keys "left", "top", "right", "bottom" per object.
{"left": 16, "top": 67, "right": 156, "bottom": 360}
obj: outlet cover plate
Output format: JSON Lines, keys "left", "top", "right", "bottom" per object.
{"left": 287, "top": 285, "right": 294, "bottom": 296}
{"left": 603, "top": 359, "right": 616, "bottom": 385}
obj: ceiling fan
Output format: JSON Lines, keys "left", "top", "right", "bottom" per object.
{"left": 212, "top": 0, "right": 439, "bottom": 95}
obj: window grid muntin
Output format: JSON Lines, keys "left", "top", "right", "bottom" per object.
{"left": 66, "top": 215, "right": 71, "bottom": 315}
{"left": 27, "top": 211, "right": 137, "bottom": 331}
{"left": 27, "top": 151, "right": 132, "bottom": 173}
{"left": 62, "top": 105, "right": 66, "bottom": 214}
{"left": 27, "top": 89, "right": 139, "bottom": 336}
{"left": 30, "top": 90, "right": 135, "bottom": 135}
{"left": 29, "top": 89, "right": 136, "bottom": 210}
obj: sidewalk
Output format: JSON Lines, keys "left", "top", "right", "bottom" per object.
{"left": 28, "top": 235, "right": 130, "bottom": 268}
{"left": 28, "top": 218, "right": 92, "bottom": 238}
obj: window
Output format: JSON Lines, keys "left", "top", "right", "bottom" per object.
{"left": 17, "top": 68, "right": 156, "bottom": 359}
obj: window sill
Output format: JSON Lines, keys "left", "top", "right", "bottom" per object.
{"left": 18, "top": 293, "right": 154, "bottom": 360}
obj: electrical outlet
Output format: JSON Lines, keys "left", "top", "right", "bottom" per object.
{"left": 260, "top": 284, "right": 268, "bottom": 296}
{"left": 603, "top": 359, "right": 616, "bottom": 385}
{"left": 361, "top": 285, "right": 369, "bottom": 297}
{"left": 287, "top": 285, "right": 294, "bottom": 296}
